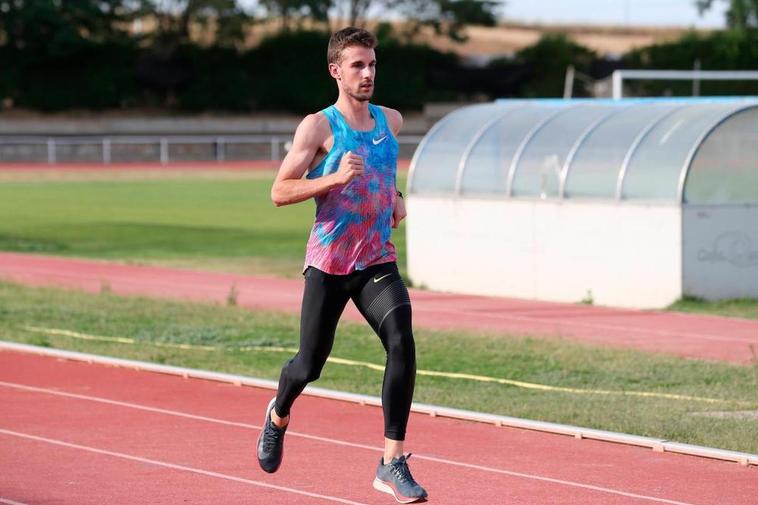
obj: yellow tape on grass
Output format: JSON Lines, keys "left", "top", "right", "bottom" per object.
{"left": 22, "top": 325, "right": 750, "bottom": 406}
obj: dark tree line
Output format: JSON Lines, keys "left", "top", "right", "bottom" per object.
{"left": 0, "top": 0, "right": 500, "bottom": 50}
{"left": 0, "top": 0, "right": 755, "bottom": 111}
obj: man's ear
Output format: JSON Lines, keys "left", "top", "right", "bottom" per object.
{"left": 328, "top": 62, "right": 340, "bottom": 80}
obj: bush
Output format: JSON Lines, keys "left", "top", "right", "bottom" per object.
{"left": 245, "top": 30, "right": 334, "bottom": 112}
{"left": 243, "top": 30, "right": 460, "bottom": 112}
{"left": 0, "top": 27, "right": 463, "bottom": 112}
{"left": 3, "top": 25, "right": 755, "bottom": 112}
{"left": 173, "top": 45, "right": 255, "bottom": 111}
{"left": 3, "top": 41, "right": 137, "bottom": 110}
{"left": 623, "top": 29, "right": 758, "bottom": 96}
{"left": 372, "top": 40, "right": 460, "bottom": 108}
{"left": 510, "top": 33, "right": 596, "bottom": 98}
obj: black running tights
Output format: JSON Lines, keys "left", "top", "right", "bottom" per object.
{"left": 274, "top": 261, "right": 416, "bottom": 441}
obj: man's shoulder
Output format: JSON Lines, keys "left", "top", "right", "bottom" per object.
{"left": 296, "top": 111, "right": 332, "bottom": 143}
{"left": 377, "top": 105, "right": 403, "bottom": 134}
{"left": 377, "top": 105, "right": 401, "bottom": 117}
{"left": 300, "top": 110, "right": 330, "bottom": 129}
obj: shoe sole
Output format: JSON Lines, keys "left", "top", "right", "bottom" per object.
{"left": 256, "top": 397, "right": 281, "bottom": 473}
{"left": 372, "top": 477, "right": 424, "bottom": 504}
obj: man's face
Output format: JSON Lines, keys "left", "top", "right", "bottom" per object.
{"left": 330, "top": 45, "right": 376, "bottom": 102}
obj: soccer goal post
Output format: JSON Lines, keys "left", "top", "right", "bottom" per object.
{"left": 611, "top": 69, "right": 758, "bottom": 99}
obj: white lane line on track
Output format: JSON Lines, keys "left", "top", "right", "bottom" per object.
{"left": 0, "top": 498, "right": 29, "bottom": 505}
{"left": 0, "top": 380, "right": 255, "bottom": 429}
{"left": 416, "top": 454, "right": 695, "bottom": 505}
{"left": 1, "top": 380, "right": 696, "bottom": 505}
{"left": 0, "top": 428, "right": 368, "bottom": 505}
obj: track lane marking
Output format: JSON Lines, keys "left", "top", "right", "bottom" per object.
{"left": 0, "top": 498, "right": 29, "bottom": 505}
{"left": 1, "top": 380, "right": 697, "bottom": 504}
{"left": 0, "top": 428, "right": 368, "bottom": 505}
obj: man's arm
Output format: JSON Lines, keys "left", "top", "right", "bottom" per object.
{"left": 271, "top": 113, "right": 363, "bottom": 207}
{"left": 381, "top": 106, "right": 407, "bottom": 229}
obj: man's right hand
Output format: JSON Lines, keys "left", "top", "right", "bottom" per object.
{"left": 336, "top": 151, "right": 364, "bottom": 185}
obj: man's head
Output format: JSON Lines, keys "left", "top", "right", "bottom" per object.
{"left": 327, "top": 27, "right": 377, "bottom": 102}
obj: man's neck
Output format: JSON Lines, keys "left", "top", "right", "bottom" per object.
{"left": 335, "top": 95, "right": 372, "bottom": 128}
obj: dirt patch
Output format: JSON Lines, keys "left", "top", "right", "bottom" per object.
{"left": 417, "top": 23, "right": 689, "bottom": 57}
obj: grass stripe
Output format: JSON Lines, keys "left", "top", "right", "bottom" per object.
{"left": 22, "top": 326, "right": 749, "bottom": 406}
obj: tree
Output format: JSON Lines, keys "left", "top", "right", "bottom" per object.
{"left": 0, "top": 0, "right": 149, "bottom": 53}
{"left": 259, "top": 0, "right": 331, "bottom": 31}
{"left": 623, "top": 29, "right": 758, "bottom": 96}
{"left": 513, "top": 33, "right": 595, "bottom": 97}
{"left": 147, "top": 0, "right": 252, "bottom": 50}
{"left": 255, "top": 0, "right": 501, "bottom": 42}
{"left": 259, "top": 0, "right": 362, "bottom": 30}
{"left": 696, "top": 0, "right": 758, "bottom": 30}
{"left": 391, "top": 0, "right": 500, "bottom": 42}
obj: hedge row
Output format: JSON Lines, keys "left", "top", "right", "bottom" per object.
{"left": 1, "top": 29, "right": 756, "bottom": 112}
{"left": 623, "top": 29, "right": 758, "bottom": 97}
{"left": 0, "top": 31, "right": 462, "bottom": 112}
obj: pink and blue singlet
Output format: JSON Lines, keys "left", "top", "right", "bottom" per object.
{"left": 304, "top": 103, "right": 399, "bottom": 275}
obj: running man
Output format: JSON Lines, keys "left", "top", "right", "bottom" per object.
{"left": 256, "top": 27, "right": 428, "bottom": 503}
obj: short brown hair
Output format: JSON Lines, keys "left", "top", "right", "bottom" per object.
{"left": 327, "top": 27, "right": 377, "bottom": 65}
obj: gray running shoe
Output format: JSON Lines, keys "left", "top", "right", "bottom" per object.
{"left": 256, "top": 397, "right": 287, "bottom": 473}
{"left": 373, "top": 454, "right": 428, "bottom": 503}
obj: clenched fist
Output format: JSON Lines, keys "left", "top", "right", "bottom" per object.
{"left": 335, "top": 151, "right": 364, "bottom": 185}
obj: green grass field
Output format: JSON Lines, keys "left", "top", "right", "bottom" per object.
{"left": 0, "top": 170, "right": 407, "bottom": 278}
{"left": 2, "top": 280, "right": 757, "bottom": 453}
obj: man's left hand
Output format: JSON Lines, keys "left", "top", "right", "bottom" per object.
{"left": 392, "top": 194, "right": 406, "bottom": 229}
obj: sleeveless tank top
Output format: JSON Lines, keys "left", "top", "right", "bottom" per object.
{"left": 304, "top": 103, "right": 399, "bottom": 274}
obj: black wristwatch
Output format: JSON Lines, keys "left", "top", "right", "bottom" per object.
{"left": 396, "top": 190, "right": 403, "bottom": 198}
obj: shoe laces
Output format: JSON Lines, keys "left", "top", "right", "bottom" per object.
{"left": 389, "top": 454, "right": 416, "bottom": 485}
{"left": 262, "top": 421, "right": 283, "bottom": 451}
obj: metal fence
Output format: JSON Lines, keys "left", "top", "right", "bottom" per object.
{"left": 0, "top": 134, "right": 425, "bottom": 164}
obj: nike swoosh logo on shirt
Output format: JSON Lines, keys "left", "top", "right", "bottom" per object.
{"left": 373, "top": 273, "right": 392, "bottom": 283}
{"left": 372, "top": 135, "right": 387, "bottom": 145}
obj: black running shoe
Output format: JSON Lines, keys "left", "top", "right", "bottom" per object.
{"left": 256, "top": 397, "right": 287, "bottom": 473}
{"left": 373, "top": 454, "right": 428, "bottom": 503}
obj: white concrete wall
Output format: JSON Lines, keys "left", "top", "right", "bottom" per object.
{"left": 683, "top": 205, "right": 758, "bottom": 300}
{"left": 406, "top": 196, "right": 682, "bottom": 308}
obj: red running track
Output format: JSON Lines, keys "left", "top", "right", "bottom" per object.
{"left": 1, "top": 350, "right": 756, "bottom": 505}
{"left": 1, "top": 252, "right": 758, "bottom": 364}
